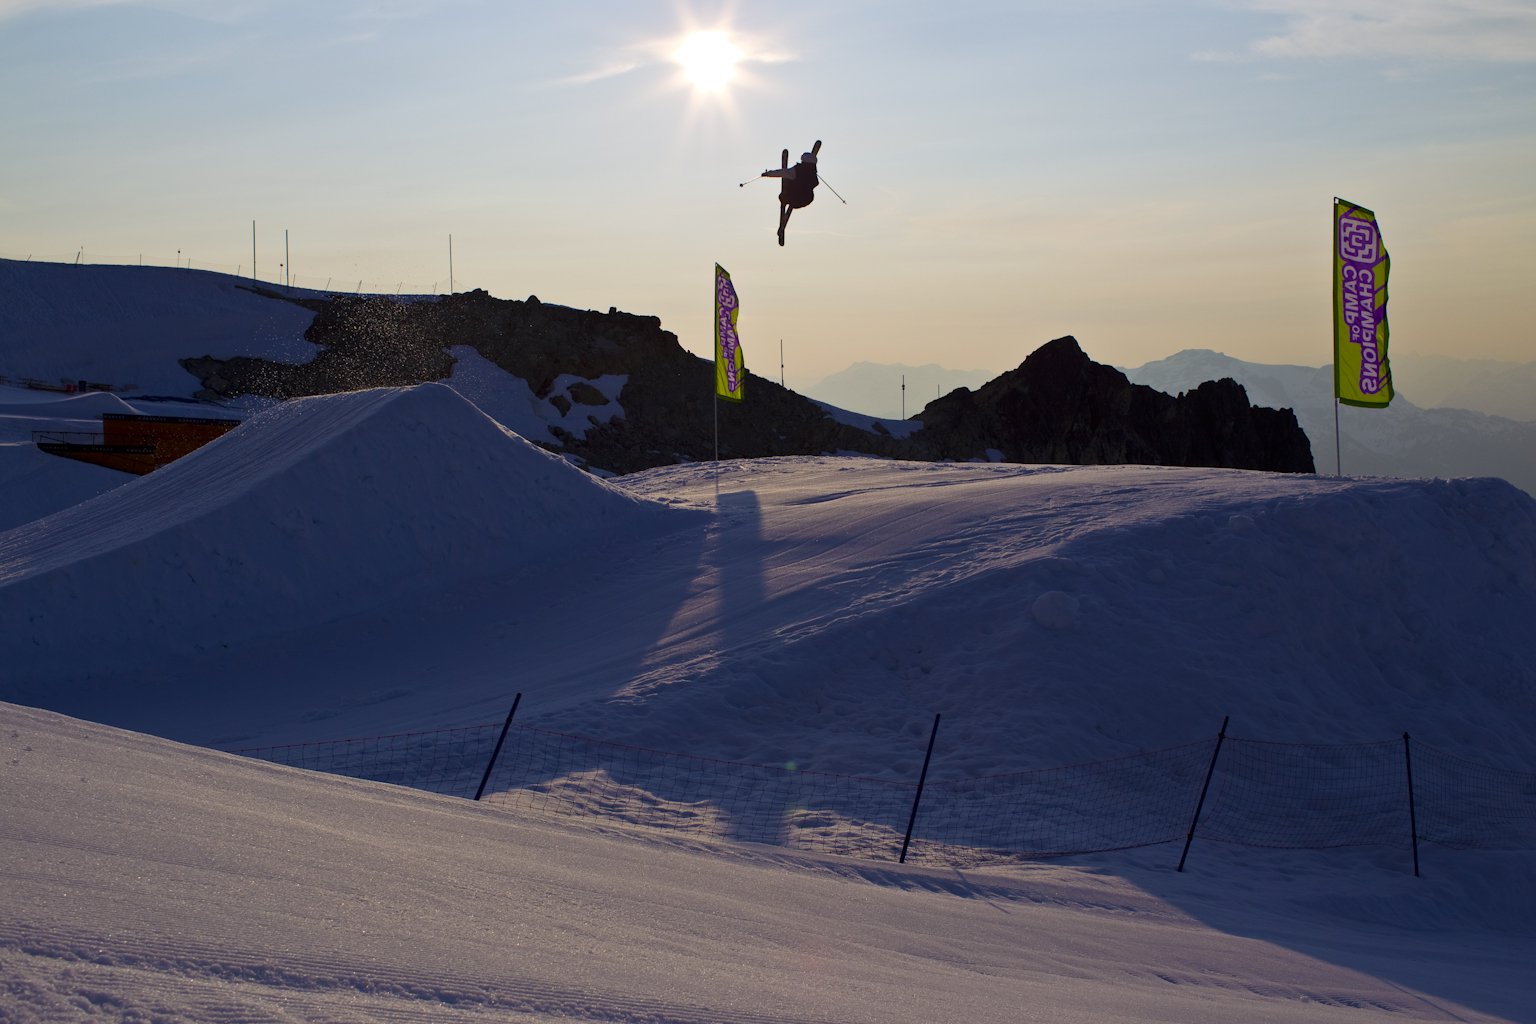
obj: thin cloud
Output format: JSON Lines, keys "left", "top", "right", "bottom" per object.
{"left": 0, "top": 0, "right": 122, "bottom": 19}
{"left": 1242, "top": 0, "right": 1536, "bottom": 62}
{"left": 553, "top": 57, "right": 648, "bottom": 88}
{"left": 553, "top": 31, "right": 795, "bottom": 90}
{"left": 0, "top": 0, "right": 271, "bottom": 24}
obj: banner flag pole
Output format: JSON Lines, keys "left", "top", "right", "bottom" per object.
{"left": 1334, "top": 397, "right": 1343, "bottom": 476}
{"left": 1333, "top": 199, "right": 1343, "bottom": 476}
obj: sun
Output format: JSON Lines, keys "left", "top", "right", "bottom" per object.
{"left": 673, "top": 30, "right": 741, "bottom": 93}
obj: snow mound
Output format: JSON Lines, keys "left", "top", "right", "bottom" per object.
{"left": 0, "top": 390, "right": 138, "bottom": 416}
{"left": 0, "top": 383, "right": 692, "bottom": 669}
{"left": 1031, "top": 590, "right": 1080, "bottom": 630}
{"left": 0, "top": 389, "right": 145, "bottom": 446}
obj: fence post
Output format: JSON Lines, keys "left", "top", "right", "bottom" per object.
{"left": 474, "top": 693, "right": 523, "bottom": 801}
{"left": 1403, "top": 731, "right": 1421, "bottom": 878}
{"left": 898, "top": 713, "right": 942, "bottom": 864}
{"left": 1177, "top": 715, "right": 1229, "bottom": 872}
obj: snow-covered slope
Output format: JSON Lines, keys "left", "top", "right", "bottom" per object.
{"left": 444, "top": 345, "right": 628, "bottom": 447}
{"left": 0, "top": 259, "right": 321, "bottom": 395}
{"left": 9, "top": 701, "right": 1532, "bottom": 1023}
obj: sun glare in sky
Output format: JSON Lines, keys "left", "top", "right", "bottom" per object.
{"left": 673, "top": 30, "right": 741, "bottom": 93}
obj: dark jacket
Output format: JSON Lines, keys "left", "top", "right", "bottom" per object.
{"left": 781, "top": 160, "right": 818, "bottom": 209}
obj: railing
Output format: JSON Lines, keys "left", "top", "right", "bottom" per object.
{"left": 31, "top": 431, "right": 106, "bottom": 446}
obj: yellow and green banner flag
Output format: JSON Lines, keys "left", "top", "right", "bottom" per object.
{"left": 1333, "top": 199, "right": 1393, "bottom": 408}
{"left": 714, "top": 263, "right": 745, "bottom": 403}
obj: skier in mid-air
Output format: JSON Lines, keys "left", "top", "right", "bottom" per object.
{"left": 762, "top": 141, "right": 821, "bottom": 246}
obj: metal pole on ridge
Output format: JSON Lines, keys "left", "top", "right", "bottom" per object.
{"left": 1177, "top": 715, "right": 1230, "bottom": 873}
{"left": 1335, "top": 399, "right": 1343, "bottom": 476}
{"left": 1403, "top": 732, "right": 1421, "bottom": 878}
{"left": 899, "top": 713, "right": 942, "bottom": 864}
{"left": 474, "top": 692, "right": 523, "bottom": 801}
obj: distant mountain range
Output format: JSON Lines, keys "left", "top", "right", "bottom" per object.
{"left": 1384, "top": 354, "right": 1536, "bottom": 423}
{"left": 809, "top": 351, "right": 1534, "bottom": 499}
{"left": 1118, "top": 350, "right": 1535, "bottom": 497}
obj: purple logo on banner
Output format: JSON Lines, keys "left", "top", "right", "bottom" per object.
{"left": 1339, "top": 217, "right": 1379, "bottom": 263}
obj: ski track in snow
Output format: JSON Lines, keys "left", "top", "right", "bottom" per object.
{"left": 0, "top": 927, "right": 856, "bottom": 1024}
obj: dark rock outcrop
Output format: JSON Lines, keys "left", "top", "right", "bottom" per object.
{"left": 181, "top": 292, "right": 1312, "bottom": 476}
{"left": 910, "top": 337, "right": 1314, "bottom": 472}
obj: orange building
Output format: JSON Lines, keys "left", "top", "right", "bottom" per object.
{"left": 35, "top": 412, "right": 240, "bottom": 475}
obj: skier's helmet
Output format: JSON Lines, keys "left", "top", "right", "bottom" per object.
{"left": 801, "top": 151, "right": 817, "bottom": 163}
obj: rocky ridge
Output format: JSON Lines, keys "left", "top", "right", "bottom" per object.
{"left": 180, "top": 289, "right": 1314, "bottom": 476}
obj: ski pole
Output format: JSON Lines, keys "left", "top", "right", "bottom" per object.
{"left": 738, "top": 174, "right": 766, "bottom": 187}
{"left": 818, "top": 175, "right": 847, "bottom": 204}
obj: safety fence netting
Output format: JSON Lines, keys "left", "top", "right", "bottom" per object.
{"left": 231, "top": 724, "right": 1536, "bottom": 867}
{"left": 1413, "top": 743, "right": 1536, "bottom": 851}
{"left": 481, "top": 727, "right": 920, "bottom": 860}
{"left": 1198, "top": 738, "right": 1408, "bottom": 850}
{"left": 906, "top": 741, "right": 1215, "bottom": 865}
{"left": 236, "top": 724, "right": 502, "bottom": 798}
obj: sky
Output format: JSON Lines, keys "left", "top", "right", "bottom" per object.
{"left": 3, "top": 264, "right": 1536, "bottom": 1019}
{"left": 2, "top": 0, "right": 1534, "bottom": 385}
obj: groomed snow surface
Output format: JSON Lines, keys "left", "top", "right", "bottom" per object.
{"left": 3, "top": 261, "right": 1536, "bottom": 1022}
{"left": 8, "top": 701, "right": 1535, "bottom": 1024}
